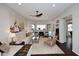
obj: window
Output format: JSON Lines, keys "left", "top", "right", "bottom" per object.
{"left": 32, "top": 24, "right": 35, "bottom": 29}
{"left": 68, "top": 24, "right": 72, "bottom": 31}
{"left": 36, "top": 25, "right": 46, "bottom": 30}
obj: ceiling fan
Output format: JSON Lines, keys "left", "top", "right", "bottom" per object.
{"left": 30, "top": 11, "right": 43, "bottom": 17}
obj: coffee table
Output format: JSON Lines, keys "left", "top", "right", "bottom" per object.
{"left": 32, "top": 36, "right": 39, "bottom": 43}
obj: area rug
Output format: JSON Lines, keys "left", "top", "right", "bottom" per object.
{"left": 27, "top": 44, "right": 64, "bottom": 56}
{"left": 14, "top": 44, "right": 31, "bottom": 56}
{"left": 27, "top": 37, "right": 64, "bottom": 56}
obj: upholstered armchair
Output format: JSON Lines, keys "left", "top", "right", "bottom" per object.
{"left": 44, "top": 36, "right": 57, "bottom": 47}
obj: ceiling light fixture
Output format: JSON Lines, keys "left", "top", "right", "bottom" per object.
{"left": 52, "top": 4, "right": 55, "bottom": 7}
{"left": 18, "top": 3, "right": 22, "bottom": 5}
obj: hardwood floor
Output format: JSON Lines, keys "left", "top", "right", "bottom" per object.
{"left": 56, "top": 41, "right": 77, "bottom": 56}
{"left": 14, "top": 44, "right": 31, "bottom": 56}
{"left": 14, "top": 40, "right": 77, "bottom": 56}
{"left": 31, "top": 41, "right": 78, "bottom": 56}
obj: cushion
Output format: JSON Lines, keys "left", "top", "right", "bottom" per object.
{"left": 0, "top": 43, "right": 10, "bottom": 53}
{"left": 44, "top": 37, "right": 56, "bottom": 47}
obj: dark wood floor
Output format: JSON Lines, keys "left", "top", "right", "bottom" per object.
{"left": 56, "top": 41, "right": 77, "bottom": 56}
{"left": 14, "top": 44, "right": 31, "bottom": 56}
{"left": 31, "top": 41, "right": 78, "bottom": 56}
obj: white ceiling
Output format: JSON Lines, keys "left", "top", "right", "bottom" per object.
{"left": 6, "top": 3, "right": 72, "bottom": 20}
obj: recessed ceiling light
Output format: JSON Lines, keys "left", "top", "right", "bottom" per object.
{"left": 18, "top": 3, "right": 22, "bottom": 5}
{"left": 52, "top": 4, "right": 55, "bottom": 7}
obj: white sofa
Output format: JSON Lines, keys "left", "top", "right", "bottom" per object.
{"left": 0, "top": 31, "right": 33, "bottom": 56}
{"left": 14, "top": 31, "right": 33, "bottom": 44}
{"left": 22, "top": 35, "right": 33, "bottom": 44}
{"left": 0, "top": 42, "right": 23, "bottom": 56}
{"left": 3, "top": 45, "right": 23, "bottom": 56}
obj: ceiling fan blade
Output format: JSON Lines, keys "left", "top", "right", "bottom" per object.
{"left": 30, "top": 11, "right": 43, "bottom": 17}
{"left": 36, "top": 13, "right": 43, "bottom": 17}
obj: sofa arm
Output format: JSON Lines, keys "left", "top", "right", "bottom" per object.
{"left": 0, "top": 43, "right": 10, "bottom": 53}
{"left": 44, "top": 39, "right": 56, "bottom": 47}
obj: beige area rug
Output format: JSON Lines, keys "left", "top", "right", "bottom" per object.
{"left": 27, "top": 37, "right": 64, "bottom": 56}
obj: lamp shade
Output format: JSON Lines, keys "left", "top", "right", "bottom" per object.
{"left": 9, "top": 33, "right": 15, "bottom": 38}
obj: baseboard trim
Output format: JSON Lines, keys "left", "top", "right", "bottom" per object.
{"left": 72, "top": 50, "right": 79, "bottom": 56}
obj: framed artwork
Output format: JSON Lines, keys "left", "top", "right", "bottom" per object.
{"left": 10, "top": 20, "right": 24, "bottom": 33}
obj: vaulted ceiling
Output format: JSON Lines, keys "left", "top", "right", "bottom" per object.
{"left": 6, "top": 3, "right": 72, "bottom": 20}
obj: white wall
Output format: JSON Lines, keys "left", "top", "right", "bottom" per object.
{"left": 0, "top": 4, "right": 26, "bottom": 43}
{"left": 0, "top": 4, "right": 10, "bottom": 43}
{"left": 59, "top": 19, "right": 66, "bottom": 43}
{"left": 55, "top": 4, "right": 79, "bottom": 55}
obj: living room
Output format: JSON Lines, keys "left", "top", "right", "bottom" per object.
{"left": 0, "top": 3, "right": 79, "bottom": 57}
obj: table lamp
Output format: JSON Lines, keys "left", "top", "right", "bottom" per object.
{"left": 9, "top": 33, "right": 15, "bottom": 42}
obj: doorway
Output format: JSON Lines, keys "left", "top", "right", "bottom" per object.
{"left": 65, "top": 15, "right": 72, "bottom": 50}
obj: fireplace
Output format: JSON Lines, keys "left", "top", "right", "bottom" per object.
{"left": 39, "top": 32, "right": 44, "bottom": 36}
